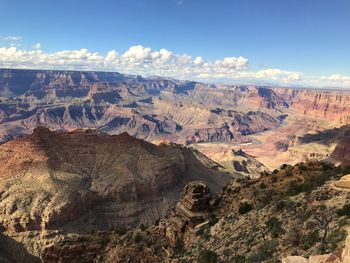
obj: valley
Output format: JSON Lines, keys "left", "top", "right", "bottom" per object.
{"left": 0, "top": 68, "right": 349, "bottom": 173}
{"left": 0, "top": 68, "right": 350, "bottom": 262}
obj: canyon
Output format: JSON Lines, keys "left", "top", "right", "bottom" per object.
{"left": 0, "top": 68, "right": 349, "bottom": 173}
{"left": 0, "top": 127, "right": 230, "bottom": 261}
{"left": 0, "top": 68, "right": 350, "bottom": 262}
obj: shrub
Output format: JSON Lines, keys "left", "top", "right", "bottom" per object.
{"left": 280, "top": 164, "right": 288, "bottom": 169}
{"left": 260, "top": 171, "right": 270, "bottom": 177}
{"left": 259, "top": 182, "right": 267, "bottom": 189}
{"left": 247, "top": 240, "right": 277, "bottom": 262}
{"left": 140, "top": 224, "right": 147, "bottom": 231}
{"left": 198, "top": 249, "right": 218, "bottom": 263}
{"left": 271, "top": 175, "right": 278, "bottom": 183}
{"left": 266, "top": 217, "right": 283, "bottom": 237}
{"left": 287, "top": 181, "right": 302, "bottom": 196}
{"left": 173, "top": 239, "right": 185, "bottom": 255}
{"left": 231, "top": 254, "right": 247, "bottom": 263}
{"left": 114, "top": 226, "right": 127, "bottom": 235}
{"left": 238, "top": 202, "right": 253, "bottom": 214}
{"left": 285, "top": 169, "right": 293, "bottom": 177}
{"left": 337, "top": 204, "right": 350, "bottom": 217}
{"left": 302, "top": 230, "right": 320, "bottom": 250}
{"left": 276, "top": 200, "right": 286, "bottom": 211}
{"left": 134, "top": 232, "right": 142, "bottom": 243}
{"left": 298, "top": 163, "right": 307, "bottom": 171}
{"left": 342, "top": 165, "right": 350, "bottom": 175}
{"left": 328, "top": 229, "right": 347, "bottom": 250}
{"left": 209, "top": 216, "right": 219, "bottom": 226}
{"left": 259, "top": 190, "right": 275, "bottom": 208}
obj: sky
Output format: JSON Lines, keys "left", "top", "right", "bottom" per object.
{"left": 0, "top": 0, "right": 350, "bottom": 88}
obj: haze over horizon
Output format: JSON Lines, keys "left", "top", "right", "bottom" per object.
{"left": 1, "top": 0, "right": 350, "bottom": 89}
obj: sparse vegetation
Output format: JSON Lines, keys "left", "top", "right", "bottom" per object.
{"left": 198, "top": 249, "right": 218, "bottom": 263}
{"left": 139, "top": 224, "right": 147, "bottom": 231}
{"left": 247, "top": 240, "right": 277, "bottom": 262}
{"left": 266, "top": 217, "right": 283, "bottom": 237}
{"left": 173, "top": 239, "right": 185, "bottom": 255}
{"left": 134, "top": 232, "right": 142, "bottom": 243}
{"left": 337, "top": 204, "right": 350, "bottom": 217}
{"left": 302, "top": 230, "right": 320, "bottom": 250}
{"left": 114, "top": 226, "right": 127, "bottom": 235}
{"left": 231, "top": 254, "right": 247, "bottom": 263}
{"left": 238, "top": 202, "right": 253, "bottom": 214}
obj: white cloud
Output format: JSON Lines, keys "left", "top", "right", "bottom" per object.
{"left": 321, "top": 74, "right": 350, "bottom": 82}
{"left": 255, "top": 69, "right": 302, "bottom": 81}
{"left": 0, "top": 42, "right": 349, "bottom": 88}
{"left": 194, "top": 56, "right": 203, "bottom": 65}
{"left": 33, "top": 43, "right": 42, "bottom": 50}
{"left": 2, "top": 36, "right": 22, "bottom": 42}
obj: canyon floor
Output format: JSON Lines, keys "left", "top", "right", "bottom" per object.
{"left": 195, "top": 113, "right": 347, "bottom": 172}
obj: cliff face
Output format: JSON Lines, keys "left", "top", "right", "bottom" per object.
{"left": 331, "top": 129, "right": 350, "bottom": 166}
{"left": 0, "top": 127, "right": 230, "bottom": 236}
{"left": 1, "top": 68, "right": 349, "bottom": 146}
{"left": 38, "top": 162, "right": 350, "bottom": 263}
{"left": 285, "top": 90, "right": 350, "bottom": 124}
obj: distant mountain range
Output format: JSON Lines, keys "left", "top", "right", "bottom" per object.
{"left": 0, "top": 68, "right": 349, "bottom": 145}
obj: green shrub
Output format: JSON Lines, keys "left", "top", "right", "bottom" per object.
{"left": 337, "top": 204, "right": 350, "bottom": 217}
{"left": 298, "top": 163, "right": 307, "bottom": 171}
{"left": 342, "top": 165, "right": 350, "bottom": 175}
{"left": 114, "top": 226, "right": 127, "bottom": 235}
{"left": 280, "top": 164, "right": 288, "bottom": 169}
{"left": 247, "top": 240, "right": 277, "bottom": 262}
{"left": 173, "top": 239, "right": 185, "bottom": 255}
{"left": 328, "top": 229, "right": 347, "bottom": 250}
{"left": 259, "top": 182, "right": 267, "bottom": 189}
{"left": 302, "top": 230, "right": 320, "bottom": 250}
{"left": 266, "top": 217, "right": 283, "bottom": 237}
{"left": 209, "top": 216, "right": 219, "bottom": 226}
{"left": 260, "top": 171, "right": 270, "bottom": 177}
{"left": 134, "top": 232, "right": 142, "bottom": 243}
{"left": 238, "top": 202, "right": 253, "bottom": 214}
{"left": 271, "top": 175, "right": 278, "bottom": 183}
{"left": 231, "top": 254, "right": 247, "bottom": 263}
{"left": 276, "top": 200, "right": 286, "bottom": 211}
{"left": 287, "top": 181, "right": 303, "bottom": 196}
{"left": 198, "top": 249, "right": 218, "bottom": 263}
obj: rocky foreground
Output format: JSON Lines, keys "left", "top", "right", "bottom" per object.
{"left": 34, "top": 161, "right": 350, "bottom": 263}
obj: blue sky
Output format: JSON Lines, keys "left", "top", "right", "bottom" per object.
{"left": 0, "top": 0, "right": 350, "bottom": 88}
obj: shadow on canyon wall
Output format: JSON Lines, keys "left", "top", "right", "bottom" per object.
{"left": 0, "top": 233, "right": 40, "bottom": 263}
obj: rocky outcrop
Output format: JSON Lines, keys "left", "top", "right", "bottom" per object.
{"left": 331, "top": 129, "right": 350, "bottom": 166}
{"left": 161, "top": 182, "right": 218, "bottom": 245}
{"left": 0, "top": 127, "right": 230, "bottom": 259}
{"left": 332, "top": 175, "right": 350, "bottom": 192}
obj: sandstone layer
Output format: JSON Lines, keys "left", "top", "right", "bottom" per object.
{"left": 0, "top": 127, "right": 230, "bottom": 260}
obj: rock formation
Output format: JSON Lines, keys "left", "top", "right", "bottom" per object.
{"left": 0, "top": 127, "right": 230, "bottom": 260}
{"left": 1, "top": 68, "right": 349, "bottom": 146}
{"left": 161, "top": 182, "right": 217, "bottom": 245}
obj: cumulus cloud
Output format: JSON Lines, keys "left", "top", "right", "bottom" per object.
{"left": 2, "top": 36, "right": 22, "bottom": 42}
{"left": 0, "top": 42, "right": 349, "bottom": 88}
{"left": 33, "top": 43, "right": 42, "bottom": 50}
{"left": 321, "top": 74, "right": 350, "bottom": 82}
{"left": 255, "top": 69, "right": 302, "bottom": 81}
